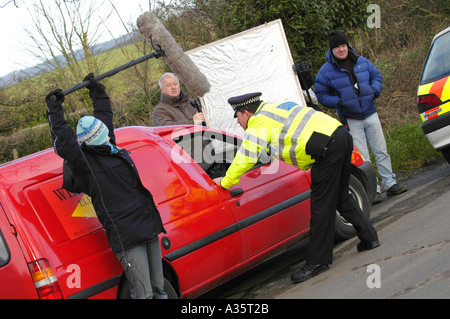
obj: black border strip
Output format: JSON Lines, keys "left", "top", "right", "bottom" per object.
{"left": 164, "top": 190, "right": 311, "bottom": 262}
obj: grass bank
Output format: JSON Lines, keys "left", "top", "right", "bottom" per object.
{"left": 381, "top": 121, "right": 442, "bottom": 173}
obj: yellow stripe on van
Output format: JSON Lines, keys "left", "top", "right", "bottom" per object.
{"left": 441, "top": 77, "right": 450, "bottom": 102}
{"left": 418, "top": 82, "right": 433, "bottom": 96}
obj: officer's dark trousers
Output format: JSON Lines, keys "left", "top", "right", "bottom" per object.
{"left": 307, "top": 126, "right": 379, "bottom": 265}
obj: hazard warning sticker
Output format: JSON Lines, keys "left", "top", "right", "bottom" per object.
{"left": 40, "top": 179, "right": 103, "bottom": 240}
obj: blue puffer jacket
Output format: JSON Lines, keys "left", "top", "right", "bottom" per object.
{"left": 314, "top": 48, "right": 382, "bottom": 120}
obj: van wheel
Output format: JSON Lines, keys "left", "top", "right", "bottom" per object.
{"left": 334, "top": 174, "right": 371, "bottom": 242}
{"left": 441, "top": 147, "right": 450, "bottom": 164}
{"left": 118, "top": 276, "right": 178, "bottom": 299}
{"left": 163, "top": 277, "right": 178, "bottom": 299}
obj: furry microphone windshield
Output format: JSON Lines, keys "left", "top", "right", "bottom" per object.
{"left": 137, "top": 11, "right": 211, "bottom": 97}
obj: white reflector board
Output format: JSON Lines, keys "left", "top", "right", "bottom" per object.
{"left": 187, "top": 19, "right": 305, "bottom": 137}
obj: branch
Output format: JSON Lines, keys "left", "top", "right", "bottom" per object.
{"left": 0, "top": 0, "right": 19, "bottom": 8}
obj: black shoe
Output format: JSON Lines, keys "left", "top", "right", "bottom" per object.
{"left": 357, "top": 240, "right": 380, "bottom": 252}
{"left": 386, "top": 184, "right": 407, "bottom": 197}
{"left": 291, "top": 263, "right": 329, "bottom": 283}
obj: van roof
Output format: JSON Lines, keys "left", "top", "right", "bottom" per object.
{"left": 433, "top": 26, "right": 450, "bottom": 42}
{"left": 0, "top": 125, "right": 194, "bottom": 188}
{"left": 0, "top": 148, "right": 59, "bottom": 189}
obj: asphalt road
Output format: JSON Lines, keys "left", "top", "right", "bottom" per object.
{"left": 200, "top": 158, "right": 450, "bottom": 299}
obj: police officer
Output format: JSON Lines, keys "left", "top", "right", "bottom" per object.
{"left": 213, "top": 92, "right": 380, "bottom": 283}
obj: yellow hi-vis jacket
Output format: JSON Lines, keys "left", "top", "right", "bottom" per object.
{"left": 221, "top": 101, "right": 342, "bottom": 189}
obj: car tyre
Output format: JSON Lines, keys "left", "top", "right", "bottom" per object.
{"left": 334, "top": 174, "right": 371, "bottom": 242}
{"left": 441, "top": 147, "right": 450, "bottom": 164}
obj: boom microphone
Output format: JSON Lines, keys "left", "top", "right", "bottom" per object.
{"left": 137, "top": 11, "right": 211, "bottom": 97}
{"left": 49, "top": 51, "right": 164, "bottom": 101}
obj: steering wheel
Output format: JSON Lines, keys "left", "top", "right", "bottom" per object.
{"left": 205, "top": 160, "right": 229, "bottom": 179}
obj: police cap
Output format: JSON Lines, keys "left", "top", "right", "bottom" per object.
{"left": 228, "top": 92, "right": 262, "bottom": 118}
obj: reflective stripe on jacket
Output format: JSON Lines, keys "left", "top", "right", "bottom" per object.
{"left": 221, "top": 101, "right": 342, "bottom": 189}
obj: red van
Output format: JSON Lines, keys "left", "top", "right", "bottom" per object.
{"left": 0, "top": 125, "right": 376, "bottom": 299}
{"left": 0, "top": 148, "right": 123, "bottom": 299}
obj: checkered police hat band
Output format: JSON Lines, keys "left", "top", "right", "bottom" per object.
{"left": 231, "top": 96, "right": 261, "bottom": 108}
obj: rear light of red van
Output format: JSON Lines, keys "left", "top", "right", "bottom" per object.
{"left": 351, "top": 147, "right": 365, "bottom": 167}
{"left": 27, "top": 259, "right": 63, "bottom": 299}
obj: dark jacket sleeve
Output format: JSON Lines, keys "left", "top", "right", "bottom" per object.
{"left": 90, "top": 90, "right": 116, "bottom": 145}
{"left": 152, "top": 104, "right": 196, "bottom": 126}
{"left": 47, "top": 89, "right": 114, "bottom": 175}
{"left": 47, "top": 103, "right": 83, "bottom": 165}
{"left": 368, "top": 61, "right": 382, "bottom": 98}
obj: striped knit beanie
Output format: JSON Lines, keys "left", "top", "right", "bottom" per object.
{"left": 76, "top": 116, "right": 109, "bottom": 146}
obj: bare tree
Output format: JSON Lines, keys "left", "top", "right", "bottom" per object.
{"left": 104, "top": 0, "right": 165, "bottom": 119}
{"left": 0, "top": 0, "right": 20, "bottom": 8}
{"left": 21, "top": 0, "right": 113, "bottom": 98}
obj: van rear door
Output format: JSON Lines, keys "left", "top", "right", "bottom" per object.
{"left": 0, "top": 206, "right": 38, "bottom": 299}
{"left": 21, "top": 175, "right": 123, "bottom": 299}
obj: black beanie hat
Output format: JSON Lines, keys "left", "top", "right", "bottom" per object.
{"left": 328, "top": 31, "right": 349, "bottom": 50}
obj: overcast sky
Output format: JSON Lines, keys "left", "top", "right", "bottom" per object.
{"left": 0, "top": 0, "right": 153, "bottom": 77}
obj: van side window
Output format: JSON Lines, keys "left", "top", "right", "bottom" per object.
{"left": 173, "top": 130, "right": 272, "bottom": 179}
{"left": 173, "top": 131, "right": 236, "bottom": 171}
{"left": 0, "top": 231, "right": 9, "bottom": 267}
{"left": 421, "top": 31, "right": 450, "bottom": 84}
{"left": 129, "top": 145, "right": 187, "bottom": 205}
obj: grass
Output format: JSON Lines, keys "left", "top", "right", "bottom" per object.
{"left": 377, "top": 121, "right": 442, "bottom": 173}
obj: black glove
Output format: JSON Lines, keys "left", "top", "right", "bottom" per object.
{"left": 45, "top": 89, "right": 65, "bottom": 109}
{"left": 83, "top": 73, "right": 105, "bottom": 92}
{"left": 294, "top": 61, "right": 315, "bottom": 90}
